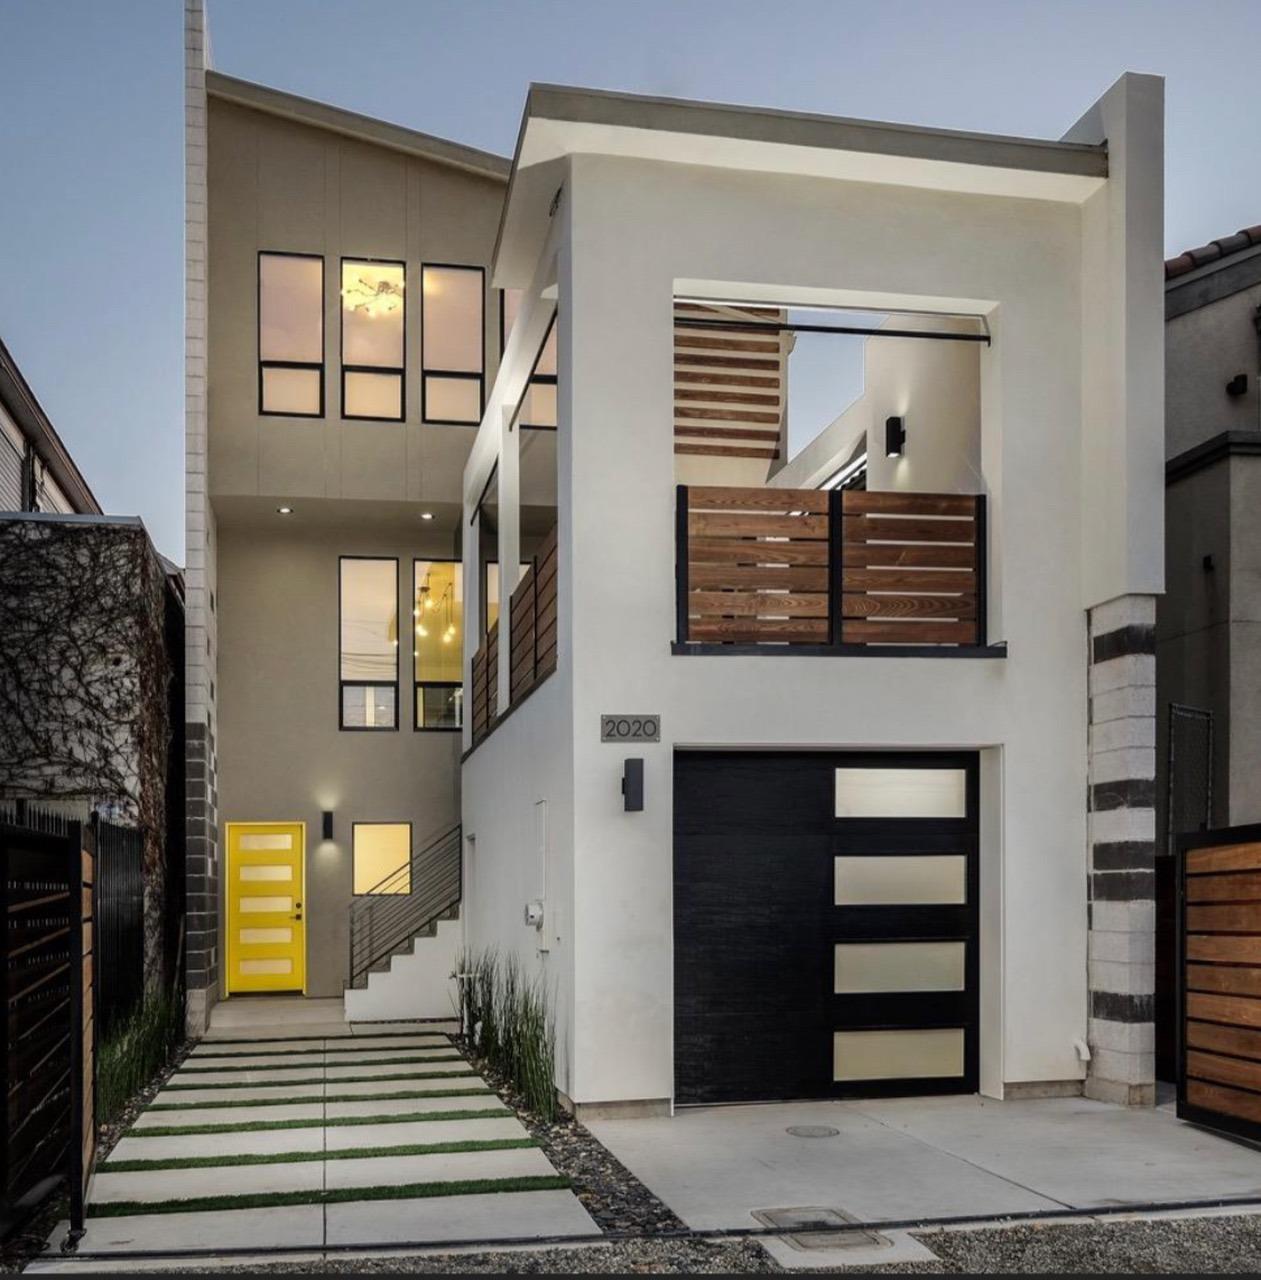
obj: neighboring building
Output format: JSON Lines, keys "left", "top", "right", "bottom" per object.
{"left": 1156, "top": 224, "right": 1261, "bottom": 1076}
{"left": 0, "top": 338, "right": 184, "bottom": 990}
{"left": 0, "top": 336, "right": 100, "bottom": 517}
{"left": 184, "top": 6, "right": 1164, "bottom": 1114}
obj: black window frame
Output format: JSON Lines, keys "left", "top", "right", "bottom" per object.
{"left": 412, "top": 556, "right": 464, "bottom": 734}
{"left": 340, "top": 256, "right": 407, "bottom": 423}
{"left": 338, "top": 555, "right": 401, "bottom": 732}
{"left": 499, "top": 289, "right": 558, "bottom": 432}
{"left": 421, "top": 263, "right": 486, "bottom": 426}
{"left": 351, "top": 820, "right": 413, "bottom": 896}
{"left": 258, "top": 250, "right": 325, "bottom": 419}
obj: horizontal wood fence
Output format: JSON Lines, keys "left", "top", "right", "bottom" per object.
{"left": 472, "top": 526, "right": 558, "bottom": 747}
{"left": 677, "top": 485, "right": 986, "bottom": 651}
{"left": 0, "top": 805, "right": 95, "bottom": 1244}
{"left": 1178, "top": 827, "right": 1261, "bottom": 1141}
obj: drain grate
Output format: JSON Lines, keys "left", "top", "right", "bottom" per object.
{"left": 785, "top": 1124, "right": 839, "bottom": 1138}
{"left": 753, "top": 1206, "right": 891, "bottom": 1252}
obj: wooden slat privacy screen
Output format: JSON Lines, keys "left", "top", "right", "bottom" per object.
{"left": 471, "top": 525, "right": 558, "bottom": 746}
{"left": 674, "top": 304, "right": 788, "bottom": 460}
{"left": 677, "top": 485, "right": 985, "bottom": 649}
{"left": 1178, "top": 831, "right": 1261, "bottom": 1139}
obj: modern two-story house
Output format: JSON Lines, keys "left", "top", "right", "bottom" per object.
{"left": 184, "top": 1, "right": 1164, "bottom": 1116}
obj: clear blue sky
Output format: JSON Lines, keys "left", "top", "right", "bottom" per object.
{"left": 2, "top": 0, "right": 1259, "bottom": 560}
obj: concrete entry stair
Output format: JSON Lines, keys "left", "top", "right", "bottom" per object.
{"left": 344, "top": 913, "right": 462, "bottom": 1022}
{"left": 33, "top": 1014, "right": 596, "bottom": 1269}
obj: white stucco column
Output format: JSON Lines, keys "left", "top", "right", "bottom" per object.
{"left": 497, "top": 404, "right": 521, "bottom": 712}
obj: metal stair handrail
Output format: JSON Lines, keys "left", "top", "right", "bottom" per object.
{"left": 348, "top": 823, "right": 462, "bottom": 990}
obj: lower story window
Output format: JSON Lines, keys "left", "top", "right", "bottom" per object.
{"left": 340, "top": 557, "right": 399, "bottom": 730}
{"left": 414, "top": 559, "right": 462, "bottom": 730}
{"left": 416, "top": 681, "right": 463, "bottom": 730}
{"left": 352, "top": 822, "right": 411, "bottom": 895}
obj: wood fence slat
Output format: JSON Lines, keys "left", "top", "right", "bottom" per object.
{"left": 688, "top": 512, "right": 828, "bottom": 539}
{"left": 842, "top": 514, "right": 975, "bottom": 544}
{"left": 841, "top": 619, "right": 979, "bottom": 646}
{"left": 688, "top": 591, "right": 829, "bottom": 618}
{"left": 841, "top": 593, "right": 977, "bottom": 620}
{"left": 1188, "top": 844, "right": 1261, "bottom": 876}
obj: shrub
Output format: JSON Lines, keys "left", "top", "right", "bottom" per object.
{"left": 97, "top": 988, "right": 185, "bottom": 1125}
{"left": 454, "top": 948, "right": 556, "bottom": 1120}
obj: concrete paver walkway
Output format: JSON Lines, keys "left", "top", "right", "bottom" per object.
{"left": 36, "top": 1010, "right": 596, "bottom": 1268}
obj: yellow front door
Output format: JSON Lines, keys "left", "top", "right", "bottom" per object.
{"left": 226, "top": 822, "right": 306, "bottom": 994}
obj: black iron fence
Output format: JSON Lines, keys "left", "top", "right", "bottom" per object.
{"left": 93, "top": 815, "right": 145, "bottom": 1035}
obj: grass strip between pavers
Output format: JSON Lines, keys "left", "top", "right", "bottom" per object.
{"left": 194, "top": 1040, "right": 449, "bottom": 1059}
{"left": 199, "top": 1027, "right": 454, "bottom": 1048}
{"left": 127, "top": 1106, "right": 509, "bottom": 1137}
{"left": 146, "top": 1086, "right": 491, "bottom": 1112}
{"left": 89, "top": 1174, "right": 571, "bottom": 1218}
{"left": 100, "top": 1137, "right": 537, "bottom": 1172}
{"left": 162, "top": 1068, "right": 472, "bottom": 1091}
{"left": 177, "top": 1054, "right": 466, "bottom": 1074}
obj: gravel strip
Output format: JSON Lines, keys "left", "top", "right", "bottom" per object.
{"left": 452, "top": 1036, "right": 687, "bottom": 1236}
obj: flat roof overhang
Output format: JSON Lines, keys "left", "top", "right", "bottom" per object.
{"left": 494, "top": 84, "right": 1109, "bottom": 285}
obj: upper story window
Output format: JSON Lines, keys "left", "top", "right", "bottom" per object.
{"left": 501, "top": 289, "right": 558, "bottom": 429}
{"left": 259, "top": 252, "right": 324, "bottom": 417}
{"left": 413, "top": 559, "right": 463, "bottom": 730}
{"left": 341, "top": 259, "right": 405, "bottom": 421}
{"left": 422, "top": 265, "right": 485, "bottom": 424}
{"left": 339, "top": 557, "right": 399, "bottom": 730}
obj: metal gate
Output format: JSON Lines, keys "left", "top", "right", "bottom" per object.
{"left": 1177, "top": 823, "right": 1261, "bottom": 1140}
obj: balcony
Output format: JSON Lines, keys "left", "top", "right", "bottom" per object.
{"left": 675, "top": 486, "right": 1002, "bottom": 657}
{"left": 471, "top": 526, "right": 558, "bottom": 745}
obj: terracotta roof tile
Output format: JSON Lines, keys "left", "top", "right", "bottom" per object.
{"left": 1166, "top": 224, "right": 1261, "bottom": 280}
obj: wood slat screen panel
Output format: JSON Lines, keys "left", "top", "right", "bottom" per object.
{"left": 683, "top": 486, "right": 831, "bottom": 645}
{"left": 674, "top": 304, "right": 787, "bottom": 460}
{"left": 1182, "top": 838, "right": 1261, "bottom": 1135}
{"left": 535, "top": 526, "right": 559, "bottom": 678}
{"left": 509, "top": 566, "right": 537, "bottom": 703}
{"left": 840, "top": 491, "right": 982, "bottom": 647}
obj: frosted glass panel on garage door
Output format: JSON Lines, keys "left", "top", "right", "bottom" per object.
{"left": 834, "top": 855, "right": 966, "bottom": 905}
{"left": 833, "top": 1028, "right": 965, "bottom": 1081}
{"left": 834, "top": 768, "right": 966, "bottom": 818}
{"left": 834, "top": 941, "right": 966, "bottom": 993}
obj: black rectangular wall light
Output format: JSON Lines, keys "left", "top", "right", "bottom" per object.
{"left": 622, "top": 758, "right": 644, "bottom": 812}
{"left": 885, "top": 415, "right": 906, "bottom": 457}
{"left": 322, "top": 810, "right": 334, "bottom": 840}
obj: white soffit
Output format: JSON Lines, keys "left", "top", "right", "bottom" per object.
{"left": 496, "top": 85, "right": 1108, "bottom": 285}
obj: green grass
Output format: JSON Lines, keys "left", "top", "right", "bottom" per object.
{"left": 89, "top": 1174, "right": 570, "bottom": 1218}
{"left": 128, "top": 1106, "right": 509, "bottom": 1137}
{"left": 177, "top": 1054, "right": 465, "bottom": 1074}
{"left": 162, "top": 1068, "right": 472, "bottom": 1091}
{"left": 97, "top": 990, "right": 186, "bottom": 1125}
{"left": 193, "top": 1041, "right": 448, "bottom": 1059}
{"left": 145, "top": 1086, "right": 490, "bottom": 1112}
{"left": 100, "top": 1137, "right": 537, "bottom": 1173}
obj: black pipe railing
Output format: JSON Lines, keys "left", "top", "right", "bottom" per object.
{"left": 347, "top": 823, "right": 462, "bottom": 991}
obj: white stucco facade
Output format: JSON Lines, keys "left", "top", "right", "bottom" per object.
{"left": 463, "top": 76, "right": 1164, "bottom": 1112}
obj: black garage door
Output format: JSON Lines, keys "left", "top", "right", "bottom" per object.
{"left": 674, "top": 751, "right": 979, "bottom": 1104}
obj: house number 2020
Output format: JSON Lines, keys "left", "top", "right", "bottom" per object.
{"left": 601, "top": 715, "right": 661, "bottom": 743}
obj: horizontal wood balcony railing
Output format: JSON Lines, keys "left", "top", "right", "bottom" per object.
{"left": 675, "top": 485, "right": 992, "bottom": 654}
{"left": 471, "top": 525, "right": 558, "bottom": 746}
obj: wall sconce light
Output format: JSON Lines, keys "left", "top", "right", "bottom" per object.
{"left": 322, "top": 810, "right": 334, "bottom": 841}
{"left": 1227, "top": 374, "right": 1248, "bottom": 398}
{"left": 621, "top": 758, "right": 644, "bottom": 812}
{"left": 885, "top": 416, "right": 906, "bottom": 458}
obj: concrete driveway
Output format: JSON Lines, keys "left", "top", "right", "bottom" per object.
{"left": 588, "top": 1090, "right": 1261, "bottom": 1265}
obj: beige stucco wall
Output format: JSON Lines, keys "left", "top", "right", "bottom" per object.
{"left": 206, "top": 93, "right": 505, "bottom": 1000}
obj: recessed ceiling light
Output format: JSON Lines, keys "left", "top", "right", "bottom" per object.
{"left": 420, "top": 511, "right": 434, "bottom": 521}
{"left": 277, "top": 506, "right": 293, "bottom": 515}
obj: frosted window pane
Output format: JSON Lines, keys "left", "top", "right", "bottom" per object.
{"left": 260, "top": 255, "right": 322, "bottom": 362}
{"left": 834, "top": 942, "right": 966, "bottom": 993}
{"left": 238, "top": 833, "right": 293, "bottom": 852}
{"left": 834, "top": 768, "right": 967, "bottom": 818}
{"left": 834, "top": 855, "right": 966, "bottom": 905}
{"left": 833, "top": 1028, "right": 964, "bottom": 1081}
{"left": 423, "top": 266, "right": 482, "bottom": 372}
{"left": 354, "top": 823, "right": 411, "bottom": 895}
{"left": 345, "top": 370, "right": 402, "bottom": 419}
{"left": 425, "top": 375, "right": 481, "bottom": 423}
{"left": 261, "top": 366, "right": 320, "bottom": 415}
{"left": 239, "top": 864, "right": 293, "bottom": 881}
{"left": 240, "top": 928, "right": 293, "bottom": 944}
{"left": 341, "top": 685, "right": 396, "bottom": 729}
{"left": 239, "top": 896, "right": 292, "bottom": 913}
{"left": 341, "top": 261, "right": 404, "bottom": 367}
{"left": 239, "top": 958, "right": 294, "bottom": 975}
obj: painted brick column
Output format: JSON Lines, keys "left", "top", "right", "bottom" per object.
{"left": 184, "top": 0, "right": 219, "bottom": 1035}
{"left": 1086, "top": 595, "right": 1157, "bottom": 1105}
